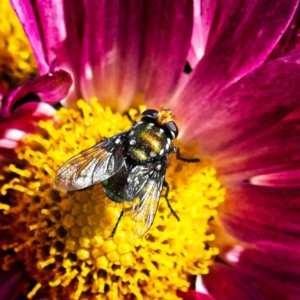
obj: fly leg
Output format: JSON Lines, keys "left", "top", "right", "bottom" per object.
{"left": 169, "top": 147, "right": 200, "bottom": 162}
{"left": 124, "top": 112, "right": 137, "bottom": 125}
{"left": 111, "top": 210, "right": 124, "bottom": 237}
{"left": 163, "top": 181, "right": 180, "bottom": 221}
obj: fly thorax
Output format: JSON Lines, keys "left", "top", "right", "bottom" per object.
{"left": 127, "top": 122, "right": 171, "bottom": 163}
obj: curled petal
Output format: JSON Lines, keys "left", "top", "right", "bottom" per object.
{"left": 1, "top": 70, "right": 72, "bottom": 118}
{"left": 0, "top": 102, "right": 56, "bottom": 135}
{"left": 0, "top": 102, "right": 56, "bottom": 160}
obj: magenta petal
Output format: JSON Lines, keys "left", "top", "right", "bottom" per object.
{"left": 215, "top": 118, "right": 300, "bottom": 181}
{"left": 137, "top": 0, "right": 193, "bottom": 107}
{"left": 0, "top": 103, "right": 54, "bottom": 139}
{"left": 80, "top": 0, "right": 193, "bottom": 110}
{"left": 80, "top": 0, "right": 143, "bottom": 110}
{"left": 0, "top": 102, "right": 56, "bottom": 137}
{"left": 174, "top": 54, "right": 300, "bottom": 156}
{"left": 178, "top": 0, "right": 298, "bottom": 104}
{"left": 10, "top": 0, "right": 84, "bottom": 77}
{"left": 0, "top": 138, "right": 19, "bottom": 149}
{"left": 268, "top": 5, "right": 300, "bottom": 60}
{"left": 202, "top": 263, "right": 263, "bottom": 300}
{"left": 10, "top": 0, "right": 84, "bottom": 101}
{"left": 10, "top": 0, "right": 48, "bottom": 73}
{"left": 188, "top": 0, "right": 237, "bottom": 67}
{"left": 178, "top": 290, "right": 214, "bottom": 300}
{"left": 220, "top": 183, "right": 300, "bottom": 247}
{"left": 250, "top": 169, "right": 300, "bottom": 187}
{"left": 231, "top": 242, "right": 300, "bottom": 298}
{"left": 0, "top": 102, "right": 55, "bottom": 160}
{"left": 1, "top": 69, "right": 72, "bottom": 118}
{"left": 12, "top": 101, "right": 56, "bottom": 119}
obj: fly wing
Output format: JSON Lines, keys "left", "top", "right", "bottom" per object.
{"left": 124, "top": 165, "right": 149, "bottom": 200}
{"left": 53, "top": 134, "right": 125, "bottom": 191}
{"left": 124, "top": 163, "right": 166, "bottom": 237}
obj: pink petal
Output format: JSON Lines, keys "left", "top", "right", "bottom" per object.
{"left": 173, "top": 53, "right": 300, "bottom": 156}
{"left": 228, "top": 242, "right": 300, "bottom": 299}
{"left": 0, "top": 138, "right": 19, "bottom": 149}
{"left": 137, "top": 1, "right": 193, "bottom": 107}
{"left": 1, "top": 69, "right": 72, "bottom": 118}
{"left": 10, "top": 0, "right": 83, "bottom": 70}
{"left": 187, "top": 0, "right": 205, "bottom": 68}
{"left": 80, "top": 0, "right": 143, "bottom": 110}
{"left": 177, "top": 0, "right": 298, "bottom": 107}
{"left": 187, "top": 0, "right": 237, "bottom": 67}
{"left": 0, "top": 102, "right": 56, "bottom": 160}
{"left": 214, "top": 118, "right": 300, "bottom": 182}
{"left": 10, "top": 0, "right": 84, "bottom": 100}
{"left": 80, "top": 0, "right": 193, "bottom": 110}
{"left": 10, "top": 0, "right": 49, "bottom": 73}
{"left": 178, "top": 290, "right": 214, "bottom": 300}
{"left": 202, "top": 263, "right": 263, "bottom": 300}
{"left": 268, "top": 5, "right": 300, "bottom": 61}
{"left": 220, "top": 183, "right": 300, "bottom": 247}
{"left": 0, "top": 102, "right": 55, "bottom": 139}
{"left": 12, "top": 101, "right": 56, "bottom": 119}
{"left": 250, "top": 169, "right": 300, "bottom": 187}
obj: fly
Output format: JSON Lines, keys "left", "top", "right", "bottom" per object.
{"left": 53, "top": 109, "right": 199, "bottom": 237}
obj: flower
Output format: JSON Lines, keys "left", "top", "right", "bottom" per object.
{"left": 1, "top": 0, "right": 300, "bottom": 299}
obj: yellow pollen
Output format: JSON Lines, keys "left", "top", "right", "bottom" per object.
{"left": 0, "top": 203, "right": 10, "bottom": 210}
{"left": 0, "top": 99, "right": 225, "bottom": 299}
{"left": 0, "top": 0, "right": 38, "bottom": 90}
{"left": 27, "top": 283, "right": 42, "bottom": 299}
{"left": 157, "top": 109, "right": 173, "bottom": 125}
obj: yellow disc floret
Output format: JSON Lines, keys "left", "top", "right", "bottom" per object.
{"left": 0, "top": 99, "right": 225, "bottom": 300}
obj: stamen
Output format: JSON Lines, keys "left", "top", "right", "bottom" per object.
{"left": 0, "top": 203, "right": 10, "bottom": 210}
{"left": 27, "top": 283, "right": 41, "bottom": 299}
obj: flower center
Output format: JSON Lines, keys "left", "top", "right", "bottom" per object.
{"left": 0, "top": 99, "right": 225, "bottom": 299}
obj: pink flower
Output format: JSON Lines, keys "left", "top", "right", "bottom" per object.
{"left": 2, "top": 0, "right": 300, "bottom": 299}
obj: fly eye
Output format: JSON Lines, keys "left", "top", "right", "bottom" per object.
{"left": 141, "top": 109, "right": 158, "bottom": 119}
{"left": 166, "top": 121, "right": 178, "bottom": 138}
